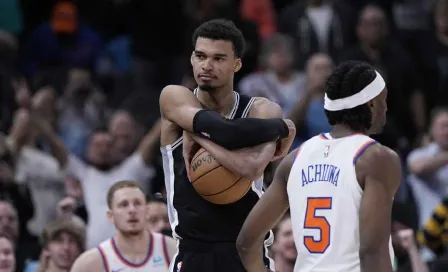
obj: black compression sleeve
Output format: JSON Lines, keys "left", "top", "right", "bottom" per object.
{"left": 192, "top": 109, "right": 289, "bottom": 150}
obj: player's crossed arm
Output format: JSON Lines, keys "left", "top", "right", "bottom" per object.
{"left": 184, "top": 98, "right": 296, "bottom": 181}
{"left": 159, "top": 85, "right": 291, "bottom": 150}
{"left": 356, "top": 144, "right": 401, "bottom": 272}
{"left": 236, "top": 149, "right": 297, "bottom": 272}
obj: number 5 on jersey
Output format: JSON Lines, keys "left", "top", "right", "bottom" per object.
{"left": 303, "top": 197, "right": 332, "bottom": 254}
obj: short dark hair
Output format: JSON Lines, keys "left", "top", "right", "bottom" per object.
{"left": 324, "top": 61, "right": 377, "bottom": 132}
{"left": 192, "top": 19, "right": 246, "bottom": 58}
{"left": 107, "top": 180, "right": 145, "bottom": 208}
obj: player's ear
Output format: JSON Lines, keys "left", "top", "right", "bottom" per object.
{"left": 190, "top": 52, "right": 195, "bottom": 66}
{"left": 234, "top": 58, "right": 242, "bottom": 73}
{"left": 106, "top": 210, "right": 113, "bottom": 223}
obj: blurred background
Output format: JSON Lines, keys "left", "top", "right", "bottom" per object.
{"left": 0, "top": 0, "right": 447, "bottom": 271}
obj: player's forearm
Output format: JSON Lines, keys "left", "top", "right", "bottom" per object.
{"left": 359, "top": 250, "right": 393, "bottom": 272}
{"left": 191, "top": 134, "right": 276, "bottom": 180}
{"left": 193, "top": 109, "right": 289, "bottom": 150}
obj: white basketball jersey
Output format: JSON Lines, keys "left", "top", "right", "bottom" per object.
{"left": 287, "top": 133, "right": 394, "bottom": 272}
{"left": 97, "top": 232, "right": 170, "bottom": 272}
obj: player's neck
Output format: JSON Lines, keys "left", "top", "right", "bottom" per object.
{"left": 197, "top": 86, "right": 235, "bottom": 116}
{"left": 115, "top": 230, "right": 150, "bottom": 255}
{"left": 45, "top": 261, "right": 69, "bottom": 272}
{"left": 330, "top": 125, "right": 365, "bottom": 139}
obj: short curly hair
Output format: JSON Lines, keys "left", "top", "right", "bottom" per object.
{"left": 324, "top": 61, "right": 378, "bottom": 132}
{"left": 192, "top": 19, "right": 246, "bottom": 58}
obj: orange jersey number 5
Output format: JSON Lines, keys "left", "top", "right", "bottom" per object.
{"left": 303, "top": 197, "right": 332, "bottom": 254}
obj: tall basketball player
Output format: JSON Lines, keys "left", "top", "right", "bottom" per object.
{"left": 160, "top": 19, "right": 296, "bottom": 272}
{"left": 70, "top": 181, "right": 177, "bottom": 272}
{"left": 237, "top": 61, "right": 401, "bottom": 272}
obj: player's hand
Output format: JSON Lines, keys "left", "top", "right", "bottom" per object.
{"left": 272, "top": 119, "right": 296, "bottom": 161}
{"left": 397, "top": 229, "right": 417, "bottom": 251}
{"left": 182, "top": 131, "right": 200, "bottom": 181}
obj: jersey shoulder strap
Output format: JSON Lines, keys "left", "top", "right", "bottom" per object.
{"left": 235, "top": 93, "right": 256, "bottom": 118}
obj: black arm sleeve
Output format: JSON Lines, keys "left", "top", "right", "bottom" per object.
{"left": 192, "top": 109, "right": 289, "bottom": 150}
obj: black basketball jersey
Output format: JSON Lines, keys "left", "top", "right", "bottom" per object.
{"left": 161, "top": 89, "right": 273, "bottom": 244}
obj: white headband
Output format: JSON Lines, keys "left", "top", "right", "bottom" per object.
{"left": 324, "top": 71, "right": 385, "bottom": 111}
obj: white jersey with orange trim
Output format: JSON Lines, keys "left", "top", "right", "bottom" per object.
{"left": 97, "top": 232, "right": 171, "bottom": 272}
{"left": 287, "top": 133, "right": 394, "bottom": 272}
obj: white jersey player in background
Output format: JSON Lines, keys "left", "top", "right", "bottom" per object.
{"left": 70, "top": 181, "right": 177, "bottom": 272}
{"left": 236, "top": 61, "right": 401, "bottom": 272}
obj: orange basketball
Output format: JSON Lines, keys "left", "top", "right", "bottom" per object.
{"left": 189, "top": 148, "right": 252, "bottom": 205}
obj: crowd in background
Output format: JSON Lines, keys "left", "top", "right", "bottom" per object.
{"left": 0, "top": 0, "right": 447, "bottom": 271}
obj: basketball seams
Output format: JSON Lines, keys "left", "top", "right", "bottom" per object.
{"left": 204, "top": 178, "right": 252, "bottom": 204}
{"left": 199, "top": 176, "right": 243, "bottom": 196}
{"left": 190, "top": 165, "right": 223, "bottom": 184}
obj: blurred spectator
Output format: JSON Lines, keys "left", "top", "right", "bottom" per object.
{"left": 0, "top": 200, "right": 40, "bottom": 272}
{"left": 417, "top": 196, "right": 448, "bottom": 256}
{"left": 287, "top": 53, "right": 332, "bottom": 147}
{"left": 57, "top": 69, "right": 107, "bottom": 159}
{"left": 32, "top": 112, "right": 159, "bottom": 248}
{"left": 7, "top": 108, "right": 65, "bottom": 237}
{"left": 108, "top": 110, "right": 142, "bottom": 163}
{"left": 240, "top": 0, "right": 277, "bottom": 39}
{"left": 26, "top": 218, "right": 85, "bottom": 272}
{"left": 0, "top": 132, "right": 35, "bottom": 239}
{"left": 415, "top": 0, "right": 448, "bottom": 111}
{"left": 340, "top": 4, "right": 425, "bottom": 148}
{"left": 408, "top": 108, "right": 448, "bottom": 198}
{"left": 0, "top": 234, "right": 15, "bottom": 272}
{"left": 146, "top": 195, "right": 170, "bottom": 234}
{"left": 239, "top": 33, "right": 306, "bottom": 115}
{"left": 24, "top": 1, "right": 102, "bottom": 78}
{"left": 278, "top": 0, "right": 355, "bottom": 70}
{"left": 271, "top": 214, "right": 296, "bottom": 272}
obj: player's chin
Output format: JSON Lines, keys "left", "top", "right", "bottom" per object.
{"left": 198, "top": 82, "right": 216, "bottom": 92}
{"left": 124, "top": 225, "right": 144, "bottom": 235}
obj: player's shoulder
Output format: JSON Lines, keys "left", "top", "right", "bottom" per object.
{"left": 160, "top": 85, "right": 194, "bottom": 103}
{"left": 361, "top": 142, "right": 400, "bottom": 164}
{"left": 70, "top": 248, "right": 103, "bottom": 272}
{"left": 248, "top": 97, "right": 283, "bottom": 118}
{"left": 356, "top": 142, "right": 401, "bottom": 176}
